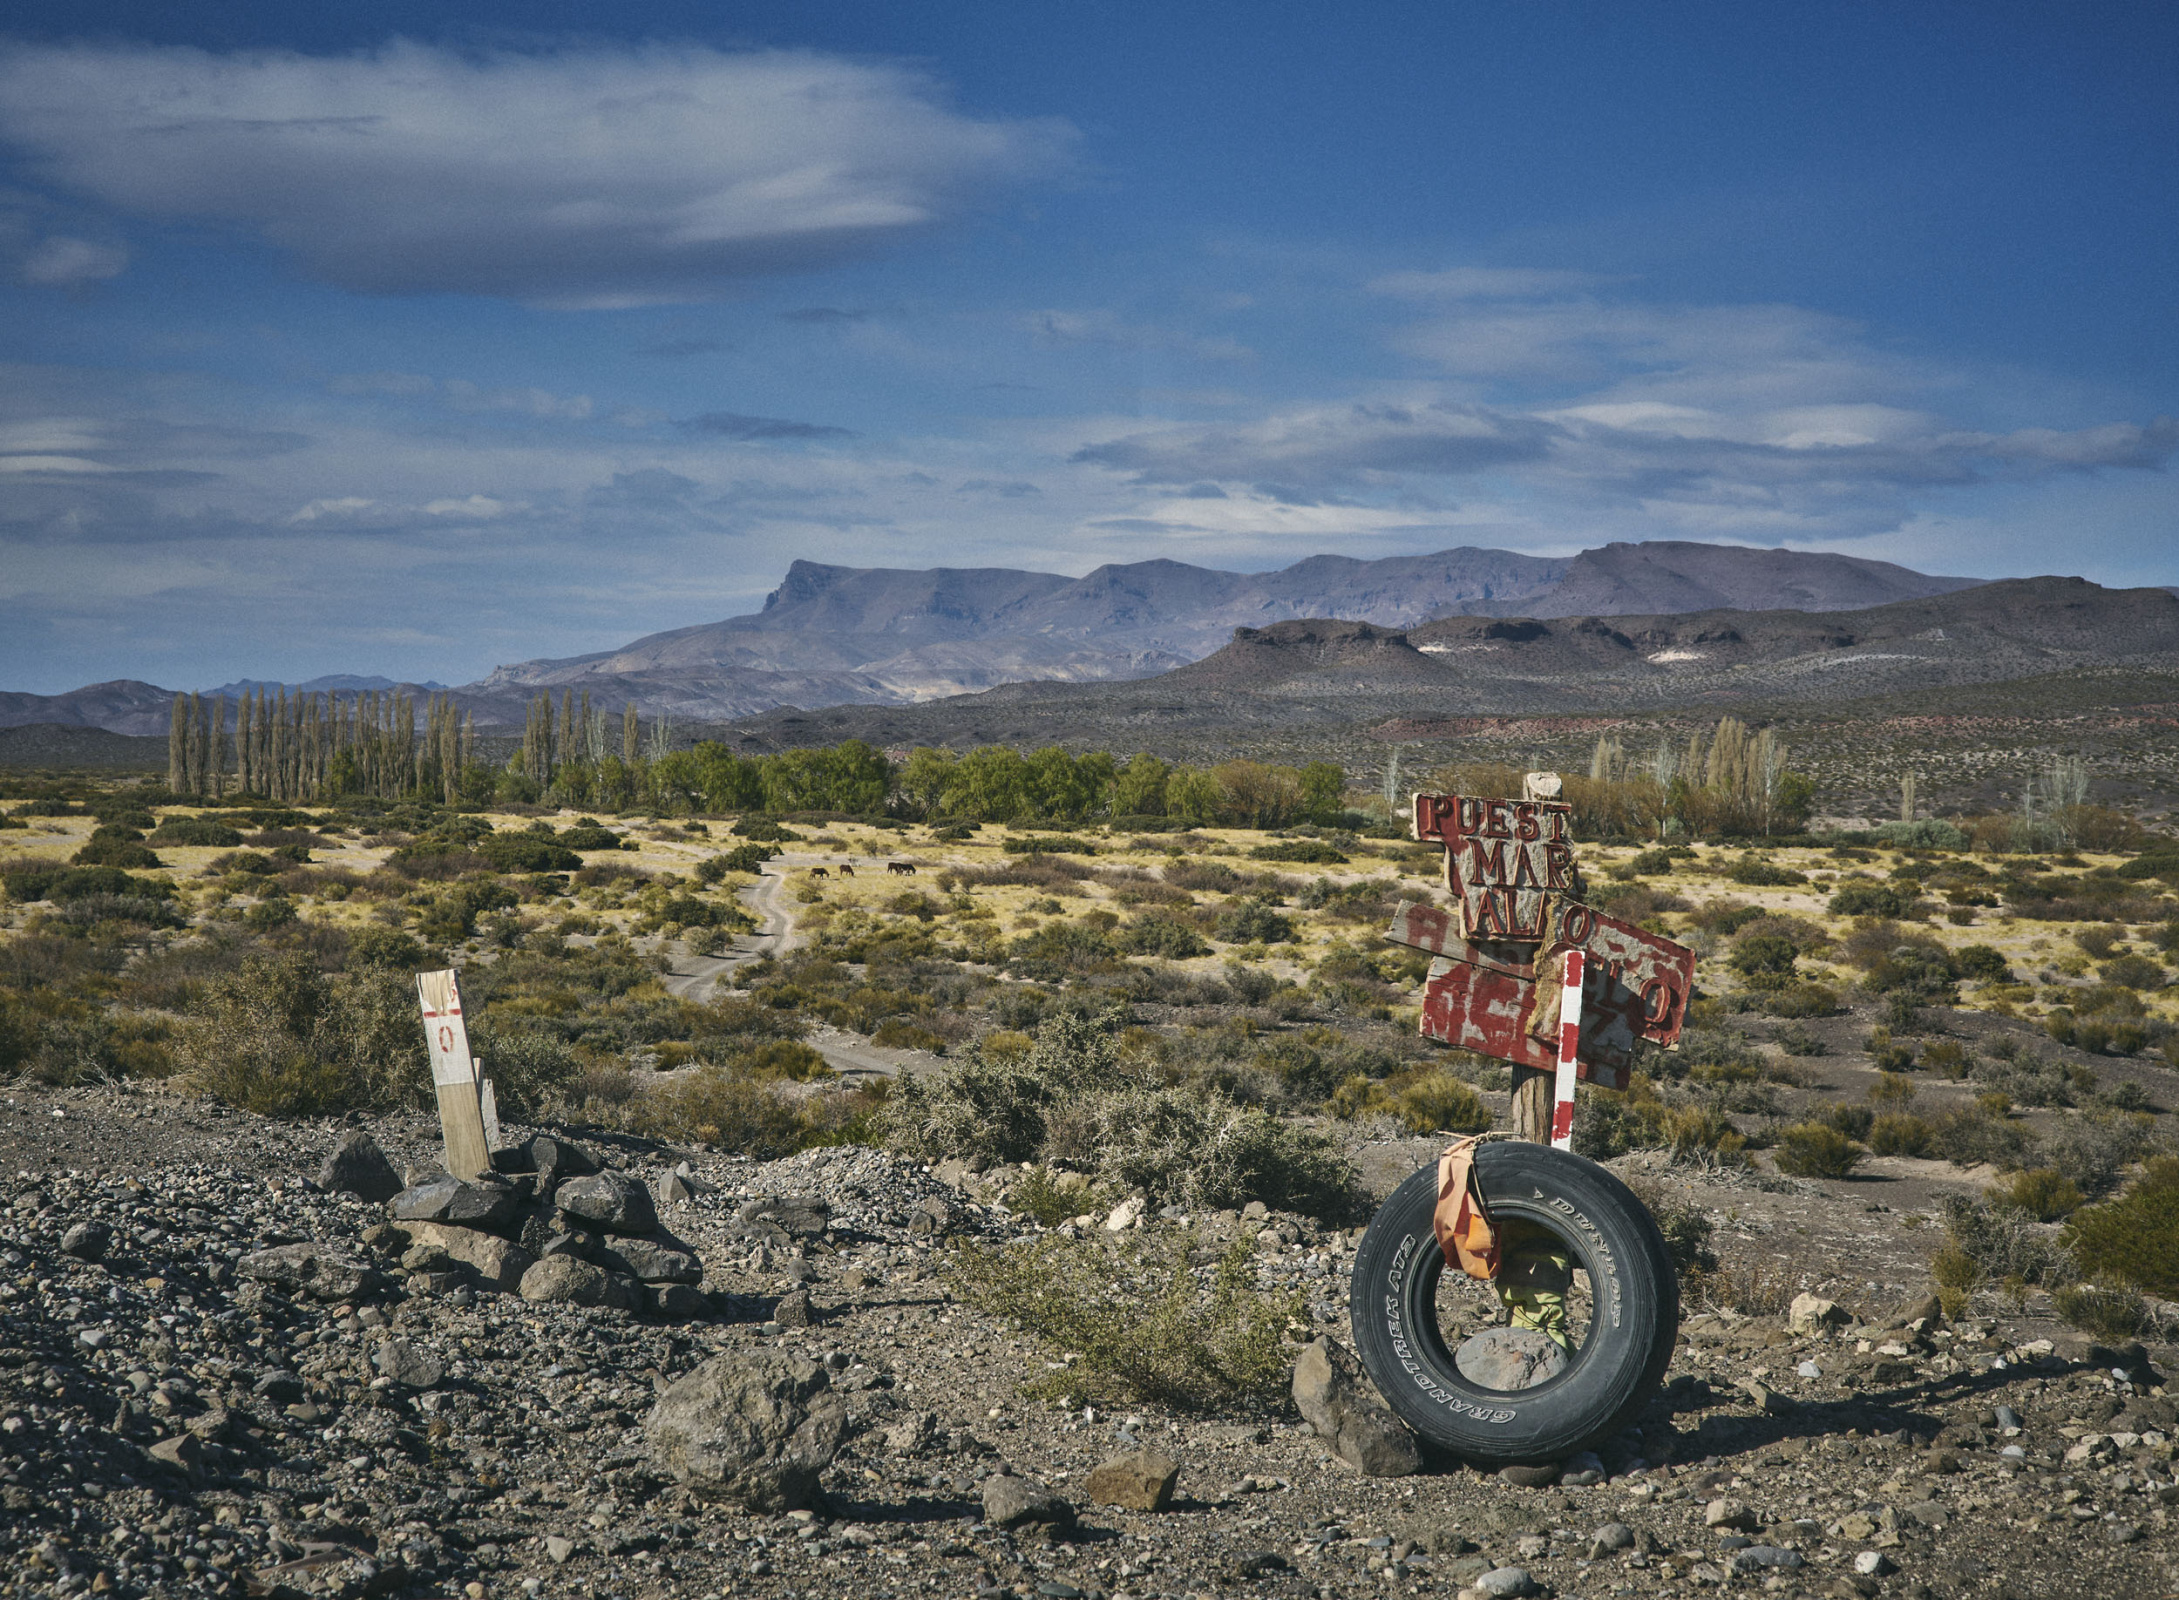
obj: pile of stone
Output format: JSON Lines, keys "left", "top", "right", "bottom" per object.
{"left": 321, "top": 1130, "right": 713, "bottom": 1321}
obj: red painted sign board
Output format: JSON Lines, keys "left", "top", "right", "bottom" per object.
{"left": 1415, "top": 946, "right": 1629, "bottom": 1092}
{"left": 1413, "top": 792, "right": 1582, "bottom": 941}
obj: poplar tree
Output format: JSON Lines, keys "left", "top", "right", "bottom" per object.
{"left": 168, "top": 695, "right": 188, "bottom": 793}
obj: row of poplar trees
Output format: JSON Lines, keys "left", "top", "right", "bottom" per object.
{"left": 165, "top": 688, "right": 480, "bottom": 804}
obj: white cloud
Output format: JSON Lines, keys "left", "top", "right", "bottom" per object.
{"left": 19, "top": 234, "right": 126, "bottom": 285}
{"left": 1073, "top": 400, "right": 1557, "bottom": 488}
{"left": 0, "top": 41, "right": 1072, "bottom": 307}
{"left": 1369, "top": 266, "right": 1616, "bottom": 300}
{"left": 289, "top": 496, "right": 376, "bottom": 523}
{"left": 331, "top": 371, "right": 593, "bottom": 420}
{"left": 1025, "top": 309, "right": 1253, "bottom": 364}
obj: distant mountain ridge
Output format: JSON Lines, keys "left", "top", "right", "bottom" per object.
{"left": 0, "top": 539, "right": 1984, "bottom": 733}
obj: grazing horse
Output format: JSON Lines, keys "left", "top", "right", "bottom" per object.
{"left": 887, "top": 861, "right": 916, "bottom": 875}
{"left": 838, "top": 864, "right": 856, "bottom": 877}
{"left": 809, "top": 866, "right": 830, "bottom": 880}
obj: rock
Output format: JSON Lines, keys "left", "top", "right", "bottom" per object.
{"left": 982, "top": 1473, "right": 1075, "bottom": 1533}
{"left": 1558, "top": 1449, "right": 1606, "bottom": 1487}
{"left": 882, "top": 1411, "right": 937, "bottom": 1455}
{"left": 1084, "top": 1449, "right": 1179, "bottom": 1511}
{"left": 442, "top": 1178, "right": 520, "bottom": 1232}
{"left": 236, "top": 1242, "right": 383, "bottom": 1301}
{"left": 648, "top": 1284, "right": 710, "bottom": 1321}
{"left": 1291, "top": 1338, "right": 1421, "bottom": 1476}
{"left": 736, "top": 1194, "right": 829, "bottom": 1238}
{"left": 1587, "top": 1523, "right": 1635, "bottom": 1557}
{"left": 556, "top": 1172, "right": 658, "bottom": 1236}
{"left": 253, "top": 1371, "right": 305, "bottom": 1405}
{"left": 1995, "top": 1404, "right": 2023, "bottom": 1432}
{"left": 1104, "top": 1197, "right": 1144, "bottom": 1232}
{"left": 59, "top": 1221, "right": 111, "bottom": 1261}
{"left": 148, "top": 1434, "right": 203, "bottom": 1469}
{"left": 397, "top": 1221, "right": 535, "bottom": 1292}
{"left": 1853, "top": 1552, "right": 1896, "bottom": 1576}
{"left": 1473, "top": 1566, "right": 1538, "bottom": 1598}
{"left": 1731, "top": 1546, "right": 1805, "bottom": 1573}
{"left": 543, "top": 1536, "right": 574, "bottom": 1564}
{"left": 317, "top": 1131, "right": 403, "bottom": 1204}
{"left": 1790, "top": 1293, "right": 1849, "bottom": 1334}
{"left": 1241, "top": 1200, "right": 1269, "bottom": 1220}
{"left": 519, "top": 1255, "right": 613, "bottom": 1307}
{"left": 2110, "top": 1522, "right": 2143, "bottom": 1545}
{"left": 774, "top": 1288, "right": 815, "bottom": 1329}
{"left": 390, "top": 1176, "right": 464, "bottom": 1222}
{"left": 1704, "top": 1499, "right": 1760, "bottom": 1532}
{"left": 906, "top": 1197, "right": 951, "bottom": 1239}
{"left": 1741, "top": 1378, "right": 1793, "bottom": 1414}
{"left": 1233, "top": 1552, "right": 1289, "bottom": 1577}
{"left": 598, "top": 1236, "right": 703, "bottom": 1284}
{"left": 658, "top": 1168, "right": 699, "bottom": 1207}
{"left": 1499, "top": 1463, "right": 1560, "bottom": 1488}
{"left": 1455, "top": 1327, "right": 1568, "bottom": 1390}
{"left": 644, "top": 1351, "right": 848, "bottom": 1510}
{"left": 373, "top": 1339, "right": 444, "bottom": 1389}
{"left": 526, "top": 1134, "right": 599, "bottom": 1196}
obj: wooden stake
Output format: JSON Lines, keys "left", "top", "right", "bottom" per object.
{"left": 416, "top": 969, "right": 490, "bottom": 1182}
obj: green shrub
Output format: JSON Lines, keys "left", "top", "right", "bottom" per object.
{"left": 1214, "top": 901, "right": 1296, "bottom": 945}
{"left": 178, "top": 956, "right": 430, "bottom": 1116}
{"left": 1009, "top": 1166, "right": 1101, "bottom": 1227}
{"left": 1249, "top": 840, "right": 1347, "bottom": 865}
{"left": 1867, "top": 1071, "right": 1918, "bottom": 1105}
{"left": 1868, "top": 1113, "right": 1934, "bottom": 1157}
{"left": 1991, "top": 1167, "right": 2084, "bottom": 1221}
{"left": 2102, "top": 953, "right": 2166, "bottom": 991}
{"left": 1005, "top": 836, "right": 1097, "bottom": 856}
{"left": 731, "top": 818, "right": 801, "bottom": 842}
{"left": 2052, "top": 1285, "right": 2154, "bottom": 1342}
{"left": 1829, "top": 883, "right": 1911, "bottom": 917}
{"left": 2066, "top": 1156, "right": 2179, "bottom": 1297}
{"left": 1761, "top": 982, "right": 1839, "bottom": 1019}
{"left": 1338, "top": 1070, "right": 1493, "bottom": 1136}
{"left": 1119, "top": 916, "right": 1211, "bottom": 959}
{"left": 1774, "top": 1122, "right": 1865, "bottom": 1178}
{"left": 1936, "top": 1191, "right": 2073, "bottom": 1292}
{"left": 2043, "top": 1112, "right": 2154, "bottom": 1196}
{"left": 1728, "top": 934, "right": 1799, "bottom": 984}
{"left": 1873, "top": 820, "right": 1970, "bottom": 850}
{"left": 1928, "top": 1103, "right": 2038, "bottom": 1168}
{"left": 948, "top": 1231, "right": 1306, "bottom": 1410}
{"left": 1823, "top": 1103, "right": 1874, "bottom": 1140}
{"left": 1728, "top": 858, "right": 1806, "bottom": 887}
{"left": 633, "top": 1066, "right": 822, "bottom": 1158}
{"left": 477, "top": 833, "right": 582, "bottom": 873}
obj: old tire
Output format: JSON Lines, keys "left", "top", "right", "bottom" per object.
{"left": 1348, "top": 1141, "right": 1677, "bottom": 1467}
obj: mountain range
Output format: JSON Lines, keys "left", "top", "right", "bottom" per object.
{"left": 0, "top": 539, "right": 1981, "bottom": 736}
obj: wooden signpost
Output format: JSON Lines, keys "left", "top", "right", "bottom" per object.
{"left": 416, "top": 969, "right": 492, "bottom": 1182}
{"left": 1390, "top": 781, "right": 1694, "bottom": 1144}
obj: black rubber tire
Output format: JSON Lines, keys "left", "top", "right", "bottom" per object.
{"left": 1348, "top": 1141, "right": 1678, "bottom": 1467}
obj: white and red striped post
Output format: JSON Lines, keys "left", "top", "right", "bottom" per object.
{"left": 1549, "top": 948, "right": 1584, "bottom": 1150}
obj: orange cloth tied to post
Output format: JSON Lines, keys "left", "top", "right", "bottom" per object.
{"left": 1432, "top": 1135, "right": 1500, "bottom": 1280}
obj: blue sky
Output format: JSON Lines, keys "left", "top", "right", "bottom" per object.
{"left": 2, "top": 2, "right": 2174, "bottom": 693}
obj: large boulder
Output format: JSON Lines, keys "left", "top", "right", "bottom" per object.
{"left": 526, "top": 1134, "right": 599, "bottom": 1196}
{"left": 556, "top": 1173, "right": 658, "bottom": 1236}
{"left": 1085, "top": 1449, "right": 1179, "bottom": 1511}
{"left": 732, "top": 1194, "right": 830, "bottom": 1242}
{"left": 982, "top": 1474, "right": 1075, "bottom": 1534}
{"left": 598, "top": 1237, "right": 703, "bottom": 1284}
{"left": 1455, "top": 1327, "right": 1569, "bottom": 1391}
{"left": 519, "top": 1255, "right": 613, "bottom": 1307}
{"left": 398, "top": 1221, "right": 535, "bottom": 1293}
{"left": 390, "top": 1175, "right": 520, "bottom": 1233}
{"left": 644, "top": 1351, "right": 847, "bottom": 1510}
{"left": 237, "top": 1243, "right": 384, "bottom": 1302}
{"left": 317, "top": 1132, "right": 404, "bottom": 1204}
{"left": 1291, "top": 1338, "right": 1422, "bottom": 1476}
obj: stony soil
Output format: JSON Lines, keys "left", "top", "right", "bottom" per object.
{"left": 3, "top": 1083, "right": 2176, "bottom": 1600}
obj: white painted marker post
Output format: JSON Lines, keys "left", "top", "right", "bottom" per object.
{"left": 1550, "top": 948, "right": 1584, "bottom": 1151}
{"left": 416, "top": 969, "right": 491, "bottom": 1181}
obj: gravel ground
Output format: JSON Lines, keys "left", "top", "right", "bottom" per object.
{"left": 3, "top": 1085, "right": 2177, "bottom": 1600}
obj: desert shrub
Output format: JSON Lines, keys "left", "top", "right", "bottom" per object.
{"left": 476, "top": 833, "right": 581, "bottom": 873}
{"left": 1334, "top": 1070, "right": 1492, "bottom": 1136}
{"left": 1868, "top": 1113, "right": 1934, "bottom": 1157}
{"left": 1772, "top": 1021, "right": 1826, "bottom": 1055}
{"left": 1659, "top": 1104, "right": 1749, "bottom": 1168}
{"left": 1690, "top": 899, "right": 1764, "bottom": 935}
{"left": 1823, "top": 1104, "right": 1874, "bottom": 1140}
{"left": 178, "top": 956, "right": 429, "bottom": 1115}
{"left": 147, "top": 816, "right": 242, "bottom": 848}
{"left": 1250, "top": 840, "right": 1347, "bottom": 865}
{"left": 1928, "top": 1103, "right": 2038, "bottom": 1169}
{"left": 2103, "top": 1079, "right": 2153, "bottom": 1112}
{"left": 1727, "top": 857, "right": 1805, "bottom": 887}
{"left": 632, "top": 1066, "right": 819, "bottom": 1158}
{"left": 1867, "top": 1071, "right": 1919, "bottom": 1105}
{"left": 1830, "top": 883, "right": 1912, "bottom": 918}
{"left": 1007, "top": 922, "right": 1124, "bottom": 979}
{"left": 2052, "top": 1285, "right": 2156, "bottom": 1341}
{"left": 730, "top": 817, "right": 802, "bottom": 841}
{"left": 1919, "top": 1039, "right": 1970, "bottom": 1076}
{"left": 1759, "top": 982, "right": 1839, "bottom": 1019}
{"left": 1991, "top": 1167, "right": 2085, "bottom": 1222}
{"left": 557, "top": 823, "right": 625, "bottom": 851}
{"left": 1935, "top": 1192, "right": 2073, "bottom": 1294}
{"left": 2041, "top": 1111, "right": 2153, "bottom": 1197}
{"left": 1214, "top": 901, "right": 1296, "bottom": 945}
{"left": 1120, "top": 916, "right": 1211, "bottom": 959}
{"left": 2066, "top": 1157, "right": 2179, "bottom": 1298}
{"left": 1728, "top": 934, "right": 1800, "bottom": 985}
{"left": 1976, "top": 1051, "right": 2082, "bottom": 1108}
{"left": 1774, "top": 1122, "right": 1864, "bottom": 1178}
{"left": 1675, "top": 1027, "right": 1764, "bottom": 1085}
{"left": 2102, "top": 953, "right": 2166, "bottom": 991}
{"left": 1874, "top": 819, "right": 1969, "bottom": 850}
{"left": 4, "top": 862, "right": 171, "bottom": 904}
{"left": 1007, "top": 1166, "right": 1102, "bottom": 1227}
{"left": 1621, "top": 1176, "right": 1719, "bottom": 1282}
{"left": 1005, "top": 835, "right": 1097, "bottom": 856}
{"left": 949, "top": 1231, "right": 1305, "bottom": 1410}
{"left": 465, "top": 1021, "right": 582, "bottom": 1117}
{"left": 1954, "top": 944, "right": 2012, "bottom": 983}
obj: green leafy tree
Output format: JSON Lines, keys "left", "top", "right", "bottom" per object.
{"left": 1299, "top": 760, "right": 1345, "bottom": 823}
{"left": 1113, "top": 752, "right": 1170, "bottom": 816}
{"left": 943, "top": 745, "right": 1031, "bottom": 821}
{"left": 897, "top": 747, "right": 958, "bottom": 818}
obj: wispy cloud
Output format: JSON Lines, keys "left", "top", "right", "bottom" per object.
{"left": 0, "top": 41, "right": 1074, "bottom": 307}
{"left": 682, "top": 411, "right": 856, "bottom": 442}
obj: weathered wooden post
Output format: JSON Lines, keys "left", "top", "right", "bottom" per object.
{"left": 416, "top": 969, "right": 492, "bottom": 1181}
